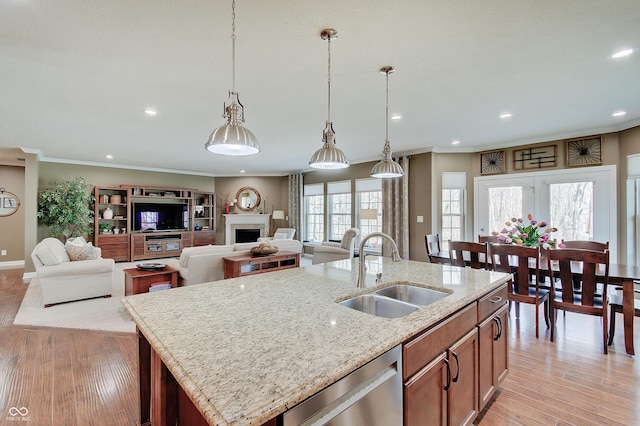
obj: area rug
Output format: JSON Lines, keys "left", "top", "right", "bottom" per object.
{"left": 13, "top": 266, "right": 136, "bottom": 333}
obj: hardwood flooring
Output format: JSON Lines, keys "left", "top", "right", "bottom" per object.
{"left": 0, "top": 267, "right": 638, "bottom": 425}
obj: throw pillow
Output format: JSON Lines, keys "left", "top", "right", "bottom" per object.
{"left": 273, "top": 232, "right": 287, "bottom": 240}
{"left": 65, "top": 239, "right": 98, "bottom": 261}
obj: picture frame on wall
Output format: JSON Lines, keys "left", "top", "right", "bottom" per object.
{"left": 513, "top": 145, "right": 557, "bottom": 170}
{"left": 480, "top": 150, "right": 506, "bottom": 175}
{"left": 566, "top": 136, "right": 602, "bottom": 167}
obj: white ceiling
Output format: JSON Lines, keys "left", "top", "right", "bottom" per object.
{"left": 1, "top": 0, "right": 639, "bottom": 176}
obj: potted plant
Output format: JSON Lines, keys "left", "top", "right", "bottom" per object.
{"left": 37, "top": 177, "right": 94, "bottom": 240}
{"left": 99, "top": 223, "right": 112, "bottom": 234}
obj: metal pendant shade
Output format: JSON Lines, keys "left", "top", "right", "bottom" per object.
{"left": 309, "top": 29, "right": 349, "bottom": 169}
{"left": 371, "top": 66, "right": 403, "bottom": 178}
{"left": 205, "top": 0, "right": 260, "bottom": 156}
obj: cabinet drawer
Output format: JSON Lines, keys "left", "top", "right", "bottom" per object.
{"left": 403, "top": 303, "right": 477, "bottom": 379}
{"left": 477, "top": 284, "right": 508, "bottom": 323}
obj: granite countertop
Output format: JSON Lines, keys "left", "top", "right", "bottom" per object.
{"left": 121, "top": 257, "right": 510, "bottom": 425}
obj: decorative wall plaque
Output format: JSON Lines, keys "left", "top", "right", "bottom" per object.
{"left": 566, "top": 136, "right": 602, "bottom": 167}
{"left": 480, "top": 150, "right": 506, "bottom": 175}
{"left": 513, "top": 145, "right": 557, "bottom": 170}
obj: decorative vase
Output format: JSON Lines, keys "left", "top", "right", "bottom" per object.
{"left": 225, "top": 202, "right": 230, "bottom": 214}
{"left": 103, "top": 207, "right": 113, "bottom": 219}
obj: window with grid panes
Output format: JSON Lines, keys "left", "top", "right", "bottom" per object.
{"left": 304, "top": 184, "right": 324, "bottom": 242}
{"left": 442, "top": 188, "right": 463, "bottom": 251}
{"left": 328, "top": 193, "right": 351, "bottom": 240}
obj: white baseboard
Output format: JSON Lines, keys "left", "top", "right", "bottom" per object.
{"left": 0, "top": 260, "right": 25, "bottom": 269}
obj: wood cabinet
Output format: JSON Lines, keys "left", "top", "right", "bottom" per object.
{"left": 478, "top": 302, "right": 509, "bottom": 410}
{"left": 93, "top": 185, "right": 216, "bottom": 261}
{"left": 404, "top": 304, "right": 479, "bottom": 426}
{"left": 223, "top": 252, "right": 300, "bottom": 279}
{"left": 403, "top": 283, "right": 508, "bottom": 425}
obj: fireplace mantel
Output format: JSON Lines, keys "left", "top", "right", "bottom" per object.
{"left": 223, "top": 214, "right": 271, "bottom": 245}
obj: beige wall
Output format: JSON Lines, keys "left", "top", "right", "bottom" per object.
{"left": 214, "top": 176, "right": 289, "bottom": 244}
{"left": 408, "top": 153, "right": 432, "bottom": 262}
{"left": 0, "top": 165, "right": 26, "bottom": 263}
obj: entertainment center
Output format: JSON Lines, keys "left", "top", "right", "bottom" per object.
{"left": 93, "top": 185, "right": 216, "bottom": 262}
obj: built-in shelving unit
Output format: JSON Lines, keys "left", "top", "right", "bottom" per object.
{"left": 93, "top": 185, "right": 216, "bottom": 262}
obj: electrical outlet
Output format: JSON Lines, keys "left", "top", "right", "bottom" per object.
{"left": 1, "top": 250, "right": 6, "bottom": 256}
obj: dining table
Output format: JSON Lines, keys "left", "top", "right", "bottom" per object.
{"left": 431, "top": 250, "right": 638, "bottom": 356}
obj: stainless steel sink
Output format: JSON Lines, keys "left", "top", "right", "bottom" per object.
{"left": 374, "top": 284, "right": 449, "bottom": 307}
{"left": 338, "top": 294, "right": 419, "bottom": 318}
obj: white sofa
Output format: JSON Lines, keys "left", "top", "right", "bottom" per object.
{"left": 257, "top": 227, "right": 296, "bottom": 242}
{"left": 31, "top": 237, "right": 115, "bottom": 307}
{"left": 166, "top": 240, "right": 303, "bottom": 286}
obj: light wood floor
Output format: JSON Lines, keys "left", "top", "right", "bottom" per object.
{"left": 1, "top": 267, "right": 638, "bottom": 425}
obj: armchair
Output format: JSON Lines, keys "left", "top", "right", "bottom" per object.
{"left": 257, "top": 228, "right": 296, "bottom": 242}
{"left": 312, "top": 228, "right": 361, "bottom": 265}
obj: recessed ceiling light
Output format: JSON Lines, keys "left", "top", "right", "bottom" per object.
{"left": 391, "top": 114, "right": 402, "bottom": 120}
{"left": 106, "top": 154, "right": 114, "bottom": 159}
{"left": 611, "top": 48, "right": 634, "bottom": 59}
{"left": 144, "top": 108, "right": 157, "bottom": 116}
{"left": 451, "top": 140, "right": 460, "bottom": 145}
{"left": 240, "top": 170, "right": 246, "bottom": 173}
{"left": 499, "top": 113, "right": 512, "bottom": 119}
{"left": 612, "top": 110, "right": 627, "bottom": 117}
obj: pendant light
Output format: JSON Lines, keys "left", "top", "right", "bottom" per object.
{"left": 205, "top": 0, "right": 260, "bottom": 156}
{"left": 309, "top": 29, "right": 349, "bottom": 169}
{"left": 371, "top": 66, "right": 404, "bottom": 178}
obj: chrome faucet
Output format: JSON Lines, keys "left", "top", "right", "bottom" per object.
{"left": 357, "top": 232, "right": 402, "bottom": 288}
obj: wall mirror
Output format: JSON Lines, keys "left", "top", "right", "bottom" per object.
{"left": 235, "top": 186, "right": 261, "bottom": 211}
{"left": 0, "top": 188, "right": 20, "bottom": 217}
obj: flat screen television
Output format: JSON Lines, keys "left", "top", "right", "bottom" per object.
{"left": 132, "top": 203, "right": 189, "bottom": 232}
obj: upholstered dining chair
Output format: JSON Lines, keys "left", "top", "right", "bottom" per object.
{"left": 425, "top": 234, "right": 441, "bottom": 263}
{"left": 547, "top": 248, "right": 610, "bottom": 353}
{"left": 448, "top": 240, "right": 488, "bottom": 270}
{"left": 489, "top": 243, "right": 549, "bottom": 338}
{"left": 312, "top": 228, "right": 361, "bottom": 265}
{"left": 607, "top": 283, "right": 640, "bottom": 346}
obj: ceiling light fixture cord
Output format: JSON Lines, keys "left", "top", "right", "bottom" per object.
{"left": 231, "top": 0, "right": 236, "bottom": 92}
{"left": 327, "top": 34, "right": 331, "bottom": 122}
{"left": 385, "top": 68, "right": 389, "bottom": 144}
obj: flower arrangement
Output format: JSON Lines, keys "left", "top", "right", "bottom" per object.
{"left": 493, "top": 214, "right": 564, "bottom": 249}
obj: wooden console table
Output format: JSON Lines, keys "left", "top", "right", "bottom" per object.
{"left": 223, "top": 251, "right": 300, "bottom": 279}
{"left": 124, "top": 266, "right": 178, "bottom": 295}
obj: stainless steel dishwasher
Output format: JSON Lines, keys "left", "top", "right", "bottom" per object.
{"left": 282, "top": 345, "right": 402, "bottom": 426}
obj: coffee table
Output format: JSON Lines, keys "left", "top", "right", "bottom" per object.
{"left": 124, "top": 265, "right": 178, "bottom": 295}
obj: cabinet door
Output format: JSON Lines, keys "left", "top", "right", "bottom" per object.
{"left": 404, "top": 353, "right": 447, "bottom": 426}
{"left": 478, "top": 304, "right": 509, "bottom": 410}
{"left": 447, "top": 328, "right": 479, "bottom": 426}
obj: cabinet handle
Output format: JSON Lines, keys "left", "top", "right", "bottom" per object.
{"left": 489, "top": 296, "right": 503, "bottom": 304}
{"left": 443, "top": 358, "right": 451, "bottom": 391}
{"left": 451, "top": 351, "right": 460, "bottom": 383}
{"left": 493, "top": 316, "right": 502, "bottom": 341}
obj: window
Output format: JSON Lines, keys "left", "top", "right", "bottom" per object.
{"left": 327, "top": 181, "right": 352, "bottom": 241}
{"left": 356, "top": 178, "right": 383, "bottom": 251}
{"left": 441, "top": 189, "right": 463, "bottom": 250}
{"left": 475, "top": 166, "right": 616, "bottom": 261}
{"left": 304, "top": 184, "right": 324, "bottom": 242}
{"left": 441, "top": 172, "right": 466, "bottom": 251}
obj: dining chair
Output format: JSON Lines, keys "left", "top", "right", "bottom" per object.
{"left": 607, "top": 283, "right": 640, "bottom": 346}
{"left": 559, "top": 240, "right": 609, "bottom": 294}
{"left": 488, "top": 243, "right": 549, "bottom": 338}
{"left": 547, "top": 248, "right": 610, "bottom": 354}
{"left": 448, "top": 240, "right": 488, "bottom": 269}
{"left": 425, "top": 234, "right": 441, "bottom": 264}
{"left": 478, "top": 235, "right": 500, "bottom": 244}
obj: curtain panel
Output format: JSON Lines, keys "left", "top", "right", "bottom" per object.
{"left": 382, "top": 156, "right": 410, "bottom": 258}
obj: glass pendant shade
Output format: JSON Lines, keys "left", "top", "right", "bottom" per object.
{"left": 371, "top": 66, "right": 403, "bottom": 178}
{"left": 205, "top": 91, "right": 260, "bottom": 155}
{"left": 309, "top": 121, "right": 349, "bottom": 169}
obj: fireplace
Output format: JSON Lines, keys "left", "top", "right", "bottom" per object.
{"left": 236, "top": 228, "right": 260, "bottom": 244}
{"left": 223, "top": 214, "right": 271, "bottom": 245}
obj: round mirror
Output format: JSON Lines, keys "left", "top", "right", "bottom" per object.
{"left": 235, "top": 186, "right": 261, "bottom": 211}
{"left": 0, "top": 189, "right": 20, "bottom": 217}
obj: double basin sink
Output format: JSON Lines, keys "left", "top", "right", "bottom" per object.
{"left": 338, "top": 283, "right": 450, "bottom": 318}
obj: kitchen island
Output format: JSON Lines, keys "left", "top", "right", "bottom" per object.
{"left": 122, "top": 257, "right": 511, "bottom": 425}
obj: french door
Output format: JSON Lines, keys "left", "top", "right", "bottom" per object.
{"left": 474, "top": 166, "right": 617, "bottom": 262}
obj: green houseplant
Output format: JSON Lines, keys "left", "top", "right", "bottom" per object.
{"left": 37, "top": 177, "right": 94, "bottom": 240}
